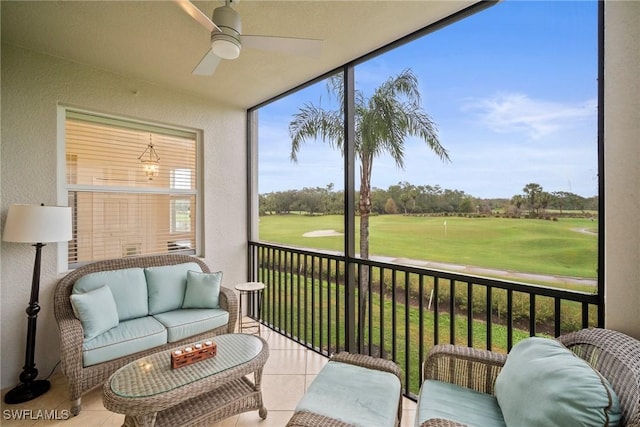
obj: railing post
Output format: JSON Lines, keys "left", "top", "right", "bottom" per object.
{"left": 344, "top": 64, "right": 357, "bottom": 353}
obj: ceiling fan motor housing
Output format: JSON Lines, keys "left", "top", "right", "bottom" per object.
{"left": 210, "top": 5, "right": 242, "bottom": 59}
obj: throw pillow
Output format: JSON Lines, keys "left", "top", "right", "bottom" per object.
{"left": 144, "top": 262, "right": 203, "bottom": 314}
{"left": 70, "top": 285, "right": 120, "bottom": 340}
{"left": 495, "top": 336, "right": 621, "bottom": 427}
{"left": 182, "top": 270, "right": 223, "bottom": 309}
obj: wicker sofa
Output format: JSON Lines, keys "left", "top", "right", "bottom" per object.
{"left": 53, "top": 254, "right": 238, "bottom": 416}
{"left": 416, "top": 328, "right": 640, "bottom": 427}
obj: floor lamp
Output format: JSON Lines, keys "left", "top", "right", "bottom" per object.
{"left": 2, "top": 204, "right": 72, "bottom": 404}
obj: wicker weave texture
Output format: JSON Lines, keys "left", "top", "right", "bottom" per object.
{"left": 423, "top": 344, "right": 506, "bottom": 395}
{"left": 287, "top": 411, "right": 356, "bottom": 427}
{"left": 419, "top": 418, "right": 469, "bottom": 427}
{"left": 558, "top": 328, "right": 640, "bottom": 427}
{"left": 285, "top": 352, "right": 403, "bottom": 427}
{"left": 103, "top": 335, "right": 269, "bottom": 427}
{"left": 53, "top": 254, "right": 238, "bottom": 416}
{"left": 418, "top": 328, "right": 639, "bottom": 427}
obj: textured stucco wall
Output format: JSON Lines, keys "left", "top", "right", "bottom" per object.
{"left": 0, "top": 45, "right": 247, "bottom": 388}
{"left": 603, "top": 1, "right": 640, "bottom": 339}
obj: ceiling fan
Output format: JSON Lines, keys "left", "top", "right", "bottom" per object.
{"left": 176, "top": 0, "right": 324, "bottom": 76}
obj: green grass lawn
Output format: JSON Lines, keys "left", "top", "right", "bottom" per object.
{"left": 258, "top": 214, "right": 598, "bottom": 280}
{"left": 257, "top": 214, "right": 598, "bottom": 394}
{"left": 262, "top": 270, "right": 534, "bottom": 395}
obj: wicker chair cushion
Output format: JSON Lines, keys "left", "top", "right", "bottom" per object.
{"left": 495, "top": 337, "right": 621, "bottom": 427}
{"left": 182, "top": 270, "right": 223, "bottom": 309}
{"left": 82, "top": 316, "right": 167, "bottom": 366}
{"left": 70, "top": 285, "right": 120, "bottom": 340}
{"left": 416, "top": 380, "right": 506, "bottom": 427}
{"left": 294, "top": 361, "right": 401, "bottom": 427}
{"left": 73, "top": 267, "right": 148, "bottom": 321}
{"left": 152, "top": 308, "right": 229, "bottom": 342}
{"left": 145, "top": 262, "right": 202, "bottom": 314}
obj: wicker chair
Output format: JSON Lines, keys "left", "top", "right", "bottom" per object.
{"left": 53, "top": 254, "right": 238, "bottom": 416}
{"left": 419, "top": 328, "right": 640, "bottom": 427}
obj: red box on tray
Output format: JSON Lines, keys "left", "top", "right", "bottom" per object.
{"left": 170, "top": 340, "right": 217, "bottom": 369}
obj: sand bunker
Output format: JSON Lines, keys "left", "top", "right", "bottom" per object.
{"left": 303, "top": 229, "right": 344, "bottom": 237}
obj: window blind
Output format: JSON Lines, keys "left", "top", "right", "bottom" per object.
{"left": 65, "top": 111, "right": 198, "bottom": 266}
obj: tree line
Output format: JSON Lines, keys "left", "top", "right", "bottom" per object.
{"left": 259, "top": 181, "right": 598, "bottom": 218}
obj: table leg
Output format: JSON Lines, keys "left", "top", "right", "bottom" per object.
{"left": 254, "top": 367, "right": 267, "bottom": 419}
{"left": 238, "top": 290, "right": 244, "bottom": 333}
{"left": 123, "top": 412, "right": 157, "bottom": 427}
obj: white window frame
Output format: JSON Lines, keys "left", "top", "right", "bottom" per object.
{"left": 57, "top": 106, "right": 203, "bottom": 269}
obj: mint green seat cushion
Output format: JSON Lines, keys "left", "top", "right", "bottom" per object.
{"left": 70, "top": 285, "right": 120, "bottom": 340}
{"left": 415, "top": 380, "right": 506, "bottom": 427}
{"left": 145, "top": 262, "right": 203, "bottom": 314}
{"left": 73, "top": 267, "right": 148, "bottom": 321}
{"left": 495, "top": 337, "right": 621, "bottom": 427}
{"left": 295, "top": 360, "right": 401, "bottom": 427}
{"left": 182, "top": 270, "right": 222, "bottom": 309}
{"left": 82, "top": 317, "right": 167, "bottom": 367}
{"left": 152, "top": 308, "right": 229, "bottom": 342}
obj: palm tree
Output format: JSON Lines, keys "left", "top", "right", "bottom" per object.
{"left": 289, "top": 69, "right": 450, "bottom": 346}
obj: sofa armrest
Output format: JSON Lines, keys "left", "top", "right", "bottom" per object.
{"left": 423, "top": 345, "right": 507, "bottom": 395}
{"left": 55, "top": 310, "right": 85, "bottom": 378}
{"left": 218, "top": 286, "right": 238, "bottom": 333}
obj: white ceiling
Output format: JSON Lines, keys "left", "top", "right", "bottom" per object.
{"left": 1, "top": 1, "right": 480, "bottom": 108}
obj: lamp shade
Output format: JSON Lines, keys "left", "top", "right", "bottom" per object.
{"left": 3, "top": 204, "right": 72, "bottom": 244}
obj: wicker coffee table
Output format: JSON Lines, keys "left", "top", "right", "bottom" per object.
{"left": 103, "top": 334, "right": 269, "bottom": 427}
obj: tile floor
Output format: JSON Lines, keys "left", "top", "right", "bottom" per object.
{"left": 1, "top": 327, "right": 416, "bottom": 426}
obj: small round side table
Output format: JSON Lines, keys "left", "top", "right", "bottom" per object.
{"left": 235, "top": 282, "right": 265, "bottom": 335}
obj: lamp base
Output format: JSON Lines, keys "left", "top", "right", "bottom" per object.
{"left": 3, "top": 379, "right": 50, "bottom": 404}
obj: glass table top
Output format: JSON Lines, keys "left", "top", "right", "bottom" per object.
{"left": 109, "top": 334, "right": 264, "bottom": 398}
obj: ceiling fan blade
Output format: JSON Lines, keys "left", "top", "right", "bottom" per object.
{"left": 242, "top": 35, "right": 323, "bottom": 58}
{"left": 175, "top": 0, "right": 220, "bottom": 33}
{"left": 192, "top": 49, "right": 222, "bottom": 76}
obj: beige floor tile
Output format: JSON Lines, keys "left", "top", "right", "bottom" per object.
{"left": 235, "top": 410, "right": 294, "bottom": 426}
{"left": 263, "top": 349, "right": 307, "bottom": 375}
{"left": 237, "top": 317, "right": 264, "bottom": 336}
{"left": 266, "top": 332, "right": 306, "bottom": 351}
{"left": 403, "top": 397, "right": 417, "bottom": 411}
{"left": 0, "top": 413, "right": 38, "bottom": 427}
{"left": 209, "top": 414, "right": 239, "bottom": 426}
{"left": 402, "top": 409, "right": 416, "bottom": 427}
{"left": 257, "top": 326, "right": 272, "bottom": 341}
{"left": 260, "top": 375, "right": 305, "bottom": 411}
{"left": 77, "top": 386, "right": 108, "bottom": 412}
{"left": 100, "top": 413, "right": 126, "bottom": 427}
{"left": 1, "top": 331, "right": 418, "bottom": 427}
{"left": 30, "top": 410, "right": 113, "bottom": 427}
{"left": 305, "top": 351, "right": 328, "bottom": 374}
{"left": 1, "top": 378, "right": 68, "bottom": 427}
{"left": 304, "top": 374, "right": 317, "bottom": 390}
{"left": 1, "top": 384, "right": 67, "bottom": 416}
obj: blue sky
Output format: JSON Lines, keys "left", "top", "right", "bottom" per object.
{"left": 258, "top": 0, "right": 598, "bottom": 199}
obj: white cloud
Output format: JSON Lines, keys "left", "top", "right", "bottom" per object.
{"left": 462, "top": 93, "right": 596, "bottom": 140}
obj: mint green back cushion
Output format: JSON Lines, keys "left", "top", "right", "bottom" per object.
{"left": 70, "top": 285, "right": 119, "bottom": 340}
{"left": 182, "top": 270, "right": 222, "bottom": 309}
{"left": 416, "top": 380, "right": 506, "bottom": 427}
{"left": 144, "top": 262, "right": 202, "bottom": 314}
{"left": 73, "top": 268, "right": 148, "bottom": 321}
{"left": 495, "top": 337, "right": 621, "bottom": 427}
